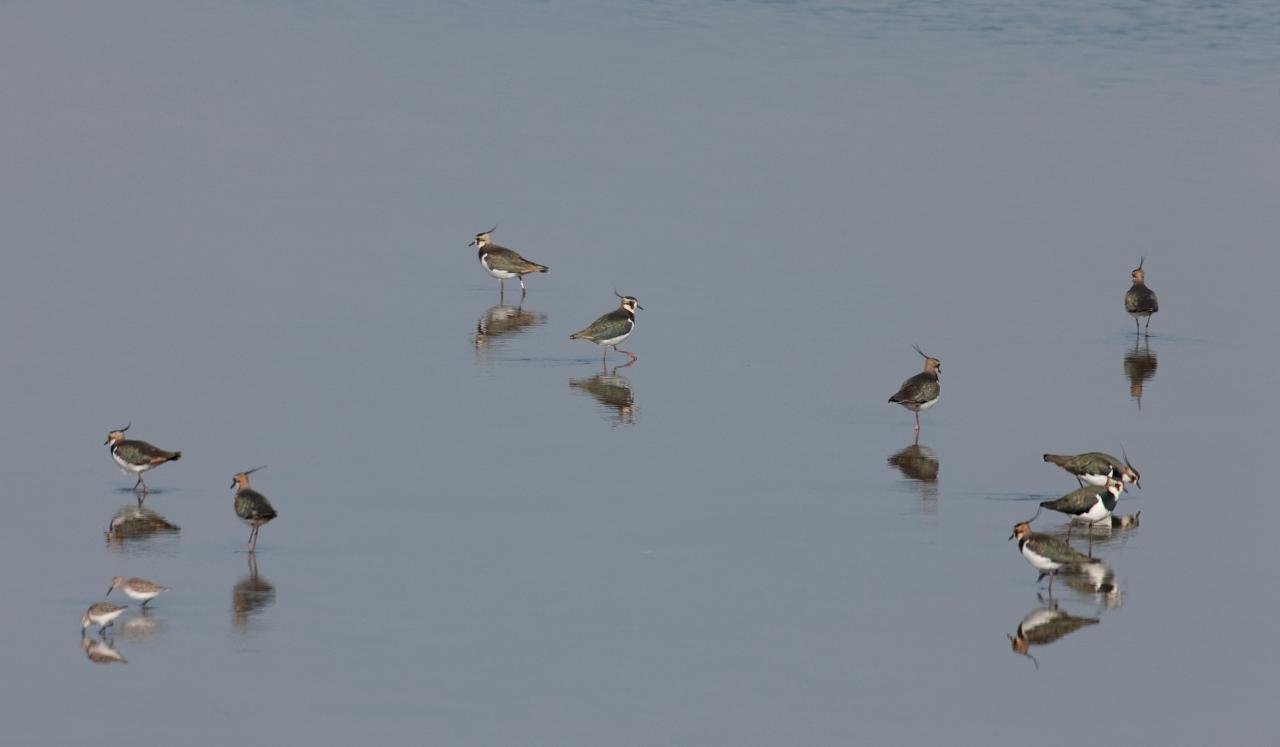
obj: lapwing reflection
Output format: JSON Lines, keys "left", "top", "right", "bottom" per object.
{"left": 1061, "top": 559, "right": 1123, "bottom": 609}
{"left": 105, "top": 505, "right": 180, "bottom": 550}
{"left": 232, "top": 554, "right": 276, "bottom": 632}
{"left": 569, "top": 366, "right": 637, "bottom": 425}
{"left": 473, "top": 304, "right": 546, "bottom": 352}
{"left": 886, "top": 442, "right": 939, "bottom": 500}
{"left": 1008, "top": 597, "right": 1100, "bottom": 669}
{"left": 1123, "top": 338, "right": 1157, "bottom": 410}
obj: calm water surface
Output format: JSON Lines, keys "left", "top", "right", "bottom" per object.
{"left": 2, "top": 1, "right": 1278, "bottom": 744}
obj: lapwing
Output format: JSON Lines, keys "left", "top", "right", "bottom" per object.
{"left": 1124, "top": 257, "right": 1159, "bottom": 335}
{"left": 1042, "top": 450, "right": 1141, "bottom": 489}
{"left": 887, "top": 346, "right": 940, "bottom": 435}
{"left": 1038, "top": 477, "right": 1125, "bottom": 543}
{"left": 570, "top": 291, "right": 642, "bottom": 365}
{"left": 104, "top": 424, "right": 182, "bottom": 494}
{"left": 81, "top": 601, "right": 128, "bottom": 636}
{"left": 1008, "top": 602, "right": 1100, "bottom": 668}
{"left": 106, "top": 576, "right": 171, "bottom": 607}
{"left": 1009, "top": 521, "right": 1098, "bottom": 592}
{"left": 231, "top": 467, "right": 278, "bottom": 553}
{"left": 469, "top": 226, "right": 549, "bottom": 299}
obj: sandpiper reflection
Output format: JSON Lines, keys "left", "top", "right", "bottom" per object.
{"left": 473, "top": 304, "right": 546, "bottom": 353}
{"left": 886, "top": 442, "right": 939, "bottom": 500}
{"left": 569, "top": 366, "right": 637, "bottom": 425}
{"left": 81, "top": 636, "right": 127, "bottom": 665}
{"left": 1123, "top": 338, "right": 1157, "bottom": 409}
{"left": 105, "top": 504, "right": 180, "bottom": 550}
{"left": 232, "top": 554, "right": 276, "bottom": 632}
{"left": 1008, "top": 597, "right": 1100, "bottom": 669}
{"left": 119, "top": 608, "right": 163, "bottom": 642}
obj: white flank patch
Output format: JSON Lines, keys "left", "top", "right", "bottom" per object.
{"left": 1020, "top": 544, "right": 1062, "bottom": 573}
{"left": 480, "top": 255, "right": 517, "bottom": 280}
{"left": 916, "top": 395, "right": 939, "bottom": 411}
{"left": 112, "top": 451, "right": 149, "bottom": 474}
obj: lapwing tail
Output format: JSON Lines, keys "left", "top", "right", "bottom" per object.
{"left": 1042, "top": 454, "right": 1069, "bottom": 467}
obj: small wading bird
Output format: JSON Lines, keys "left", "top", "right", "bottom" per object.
{"left": 1009, "top": 521, "right": 1099, "bottom": 593}
{"left": 106, "top": 576, "right": 171, "bottom": 607}
{"left": 469, "top": 226, "right": 549, "bottom": 299}
{"left": 1038, "top": 477, "right": 1125, "bottom": 544}
{"left": 231, "top": 466, "right": 278, "bottom": 553}
{"left": 888, "top": 346, "right": 941, "bottom": 436}
{"left": 570, "top": 290, "right": 643, "bottom": 365}
{"left": 1124, "top": 257, "right": 1159, "bottom": 335}
{"left": 1042, "top": 449, "right": 1141, "bottom": 489}
{"left": 81, "top": 601, "right": 128, "bottom": 636}
{"left": 104, "top": 424, "right": 182, "bottom": 495}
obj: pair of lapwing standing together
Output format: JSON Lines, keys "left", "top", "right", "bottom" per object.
{"left": 104, "top": 425, "right": 277, "bottom": 552}
{"left": 470, "top": 227, "right": 643, "bottom": 365}
{"left": 1010, "top": 451, "right": 1143, "bottom": 591}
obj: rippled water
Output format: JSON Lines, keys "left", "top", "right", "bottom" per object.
{"left": 2, "top": 1, "right": 1278, "bottom": 744}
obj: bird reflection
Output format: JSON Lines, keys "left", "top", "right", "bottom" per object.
{"left": 887, "top": 442, "right": 939, "bottom": 500}
{"left": 1123, "top": 338, "right": 1157, "bottom": 410}
{"left": 81, "top": 636, "right": 127, "bottom": 665}
{"left": 569, "top": 366, "right": 637, "bottom": 425}
{"left": 473, "top": 304, "right": 546, "bottom": 352}
{"left": 1061, "top": 559, "right": 1123, "bottom": 609}
{"left": 232, "top": 554, "right": 276, "bottom": 632}
{"left": 119, "top": 608, "right": 163, "bottom": 642}
{"left": 104, "top": 505, "right": 180, "bottom": 550}
{"left": 1008, "top": 597, "right": 1100, "bottom": 669}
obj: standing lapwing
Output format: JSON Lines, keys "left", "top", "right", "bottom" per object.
{"left": 570, "top": 291, "right": 643, "bottom": 365}
{"left": 1042, "top": 450, "right": 1141, "bottom": 489}
{"left": 1124, "top": 257, "right": 1159, "bottom": 335}
{"left": 469, "top": 226, "right": 549, "bottom": 300}
{"left": 888, "top": 346, "right": 941, "bottom": 436}
{"left": 231, "top": 466, "right": 278, "bottom": 553}
{"left": 1038, "top": 477, "right": 1125, "bottom": 544}
{"left": 104, "top": 424, "right": 182, "bottom": 495}
{"left": 1009, "top": 522, "right": 1099, "bottom": 593}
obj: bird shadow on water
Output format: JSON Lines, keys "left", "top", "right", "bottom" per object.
{"left": 232, "top": 554, "right": 276, "bottom": 634}
{"left": 119, "top": 607, "right": 164, "bottom": 643}
{"left": 1123, "top": 337, "right": 1158, "bottom": 410}
{"left": 886, "top": 440, "right": 939, "bottom": 503}
{"left": 569, "top": 361, "right": 638, "bottom": 426}
{"left": 104, "top": 504, "right": 180, "bottom": 554}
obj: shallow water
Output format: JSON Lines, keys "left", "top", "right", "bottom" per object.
{"left": 2, "top": 1, "right": 1278, "bottom": 744}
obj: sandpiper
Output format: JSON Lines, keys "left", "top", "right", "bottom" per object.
{"left": 81, "top": 601, "right": 128, "bottom": 636}
{"left": 1042, "top": 450, "right": 1141, "bottom": 489}
{"left": 469, "top": 227, "right": 549, "bottom": 299}
{"left": 231, "top": 466, "right": 278, "bottom": 553}
{"left": 887, "top": 346, "right": 941, "bottom": 434}
{"left": 570, "top": 291, "right": 643, "bottom": 364}
{"left": 106, "top": 576, "right": 171, "bottom": 607}
{"left": 104, "top": 424, "right": 182, "bottom": 494}
{"left": 1124, "top": 257, "right": 1159, "bottom": 335}
{"left": 1038, "top": 477, "right": 1125, "bottom": 541}
{"left": 1009, "top": 522, "right": 1098, "bottom": 592}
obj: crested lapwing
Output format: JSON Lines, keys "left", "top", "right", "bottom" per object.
{"left": 231, "top": 466, "right": 278, "bottom": 553}
{"left": 1009, "top": 521, "right": 1099, "bottom": 592}
{"left": 1124, "top": 257, "right": 1159, "bottom": 335}
{"left": 888, "top": 346, "right": 940, "bottom": 435}
{"left": 104, "top": 424, "right": 181, "bottom": 494}
{"left": 1042, "top": 450, "right": 1141, "bottom": 489}
{"left": 469, "top": 226, "right": 549, "bottom": 299}
{"left": 570, "top": 291, "right": 642, "bottom": 365}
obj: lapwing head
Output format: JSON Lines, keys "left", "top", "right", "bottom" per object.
{"left": 1009, "top": 522, "right": 1032, "bottom": 541}
{"left": 614, "top": 288, "right": 643, "bottom": 312}
{"left": 469, "top": 225, "right": 497, "bottom": 249}
{"left": 1131, "top": 257, "right": 1146, "bottom": 284}
{"left": 104, "top": 423, "right": 131, "bottom": 446}
{"left": 913, "top": 345, "right": 941, "bottom": 376}
{"left": 1120, "top": 445, "right": 1141, "bottom": 488}
{"left": 231, "top": 465, "right": 266, "bottom": 491}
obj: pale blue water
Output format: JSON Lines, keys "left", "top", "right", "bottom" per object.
{"left": 1, "top": 1, "right": 1278, "bottom": 744}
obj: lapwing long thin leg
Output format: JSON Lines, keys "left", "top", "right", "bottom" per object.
{"left": 519, "top": 275, "right": 527, "bottom": 292}
{"left": 1144, "top": 316, "right": 1152, "bottom": 335}
{"left": 1065, "top": 523, "right": 1073, "bottom": 542}
{"left": 1087, "top": 524, "right": 1094, "bottom": 557}
{"left": 913, "top": 411, "right": 921, "bottom": 433}
{"left": 614, "top": 346, "right": 638, "bottom": 361}
{"left": 1076, "top": 476, "right": 1084, "bottom": 487}
{"left": 1047, "top": 572, "right": 1055, "bottom": 594}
